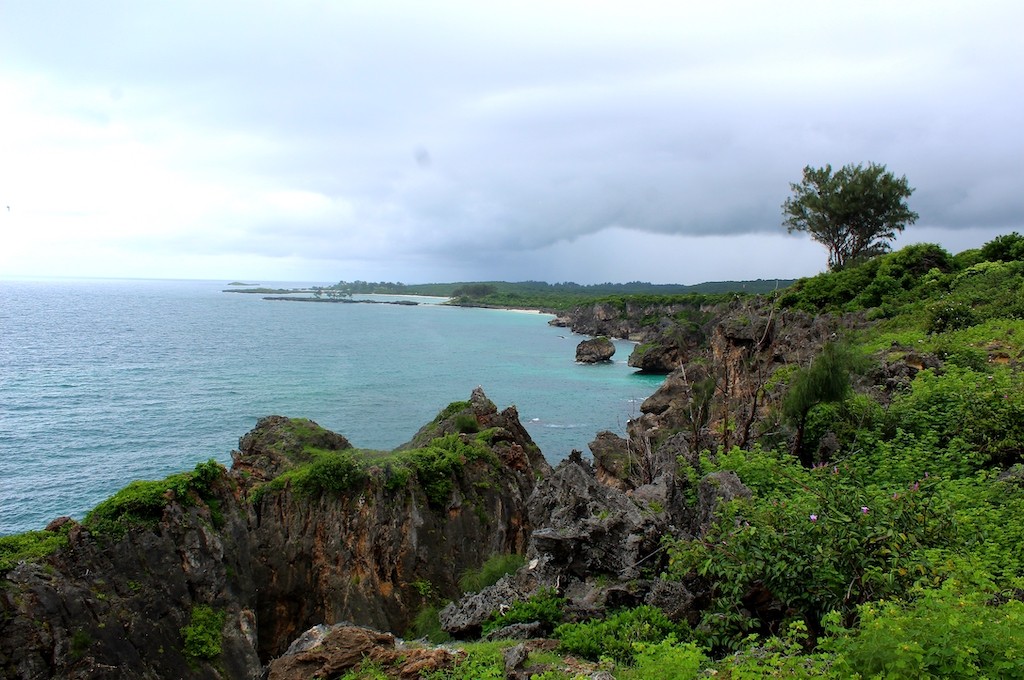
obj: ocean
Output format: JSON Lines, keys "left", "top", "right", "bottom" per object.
{"left": 0, "top": 279, "right": 664, "bottom": 536}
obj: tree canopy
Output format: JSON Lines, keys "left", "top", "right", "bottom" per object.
{"left": 783, "top": 162, "right": 918, "bottom": 270}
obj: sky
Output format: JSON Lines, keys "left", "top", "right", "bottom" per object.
{"left": 1, "top": 1, "right": 1022, "bottom": 285}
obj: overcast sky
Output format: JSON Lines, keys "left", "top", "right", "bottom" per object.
{"left": 1, "top": 1, "right": 1022, "bottom": 284}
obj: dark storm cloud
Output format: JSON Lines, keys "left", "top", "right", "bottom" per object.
{"left": 2, "top": 1, "right": 1022, "bottom": 280}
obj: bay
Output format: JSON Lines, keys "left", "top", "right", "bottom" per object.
{"left": 0, "top": 279, "right": 663, "bottom": 535}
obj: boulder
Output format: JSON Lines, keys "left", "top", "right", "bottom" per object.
{"left": 266, "top": 623, "right": 458, "bottom": 680}
{"left": 627, "top": 342, "right": 685, "bottom": 373}
{"left": 576, "top": 337, "right": 616, "bottom": 363}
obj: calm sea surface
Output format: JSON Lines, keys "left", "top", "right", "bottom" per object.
{"left": 0, "top": 279, "right": 663, "bottom": 535}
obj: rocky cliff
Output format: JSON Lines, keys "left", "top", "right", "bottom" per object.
{"left": 0, "top": 389, "right": 541, "bottom": 680}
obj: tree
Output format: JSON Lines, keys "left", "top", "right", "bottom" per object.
{"left": 783, "top": 163, "right": 918, "bottom": 270}
{"left": 783, "top": 341, "right": 859, "bottom": 467}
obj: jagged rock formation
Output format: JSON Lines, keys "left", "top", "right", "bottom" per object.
{"left": 0, "top": 390, "right": 541, "bottom": 680}
{"left": 575, "top": 337, "right": 615, "bottom": 363}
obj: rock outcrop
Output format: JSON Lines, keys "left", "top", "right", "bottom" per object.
{"left": 265, "top": 624, "right": 458, "bottom": 680}
{"left": 0, "top": 389, "right": 542, "bottom": 680}
{"left": 575, "top": 337, "right": 615, "bottom": 363}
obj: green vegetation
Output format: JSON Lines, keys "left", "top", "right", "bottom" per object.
{"left": 180, "top": 604, "right": 225, "bottom": 660}
{"left": 555, "top": 605, "right": 687, "bottom": 665}
{"left": 418, "top": 233, "right": 1024, "bottom": 678}
{"left": 84, "top": 459, "right": 225, "bottom": 539}
{"left": 783, "top": 162, "right": 918, "bottom": 270}
{"left": 458, "top": 552, "right": 526, "bottom": 593}
{"left": 410, "top": 604, "right": 451, "bottom": 644}
{"left": 69, "top": 630, "right": 92, "bottom": 658}
{"left": 0, "top": 526, "right": 71, "bottom": 572}
{"left": 482, "top": 587, "right": 565, "bottom": 635}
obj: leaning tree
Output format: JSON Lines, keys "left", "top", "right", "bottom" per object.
{"left": 783, "top": 162, "right": 918, "bottom": 270}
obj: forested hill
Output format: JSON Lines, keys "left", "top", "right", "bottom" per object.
{"left": 327, "top": 278, "right": 795, "bottom": 308}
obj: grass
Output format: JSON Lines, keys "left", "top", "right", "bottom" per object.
{"left": 458, "top": 553, "right": 525, "bottom": 593}
{"left": 0, "top": 527, "right": 71, "bottom": 572}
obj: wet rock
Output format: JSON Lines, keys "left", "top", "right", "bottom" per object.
{"left": 576, "top": 337, "right": 615, "bottom": 363}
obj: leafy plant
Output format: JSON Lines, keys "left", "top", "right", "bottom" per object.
{"left": 180, "top": 604, "right": 225, "bottom": 660}
{"left": 482, "top": 588, "right": 565, "bottom": 635}
{"left": 554, "top": 605, "right": 687, "bottom": 665}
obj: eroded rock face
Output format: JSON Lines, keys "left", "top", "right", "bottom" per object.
{"left": 576, "top": 337, "right": 615, "bottom": 363}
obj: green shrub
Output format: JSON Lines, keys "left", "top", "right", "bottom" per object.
{"left": 927, "top": 299, "right": 979, "bottom": 333}
{"left": 69, "top": 630, "right": 92, "bottom": 658}
{"left": 294, "top": 450, "right": 365, "bottom": 496}
{"left": 84, "top": 460, "right": 225, "bottom": 539}
{"left": 618, "top": 637, "right": 710, "bottom": 679}
{"left": 405, "top": 435, "right": 499, "bottom": 508}
{"left": 482, "top": 588, "right": 565, "bottom": 635}
{"left": 459, "top": 553, "right": 525, "bottom": 593}
{"left": 980, "top": 231, "right": 1024, "bottom": 262}
{"left": 409, "top": 605, "right": 451, "bottom": 644}
{"left": 454, "top": 414, "right": 480, "bottom": 434}
{"left": 825, "top": 581, "right": 1024, "bottom": 678}
{"left": 554, "top": 605, "right": 686, "bottom": 665}
{"left": 180, "top": 604, "right": 225, "bottom": 660}
{"left": 666, "top": 468, "right": 952, "bottom": 650}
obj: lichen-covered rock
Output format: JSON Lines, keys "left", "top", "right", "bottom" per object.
{"left": 576, "top": 337, "right": 615, "bottom": 363}
{"left": 588, "top": 431, "right": 630, "bottom": 490}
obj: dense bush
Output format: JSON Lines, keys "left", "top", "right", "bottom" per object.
{"left": 180, "top": 604, "right": 225, "bottom": 660}
{"left": 555, "top": 605, "right": 688, "bottom": 665}
{"left": 0, "top": 526, "right": 70, "bottom": 572}
{"left": 482, "top": 588, "right": 565, "bottom": 635}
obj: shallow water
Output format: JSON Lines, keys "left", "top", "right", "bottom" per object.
{"left": 0, "top": 279, "right": 664, "bottom": 535}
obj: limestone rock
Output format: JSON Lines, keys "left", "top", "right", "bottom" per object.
{"left": 627, "top": 341, "right": 685, "bottom": 373}
{"left": 576, "top": 337, "right": 615, "bottom": 363}
{"left": 695, "top": 470, "right": 753, "bottom": 535}
{"left": 588, "top": 431, "right": 630, "bottom": 489}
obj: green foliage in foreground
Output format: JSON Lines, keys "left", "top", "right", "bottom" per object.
{"left": 0, "top": 526, "right": 71, "bottom": 572}
{"left": 824, "top": 580, "right": 1024, "bottom": 679}
{"left": 555, "top": 605, "right": 688, "bottom": 665}
{"left": 180, "top": 604, "right": 225, "bottom": 660}
{"left": 459, "top": 552, "right": 526, "bottom": 593}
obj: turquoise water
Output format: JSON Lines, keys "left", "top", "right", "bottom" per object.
{"left": 0, "top": 279, "right": 664, "bottom": 535}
